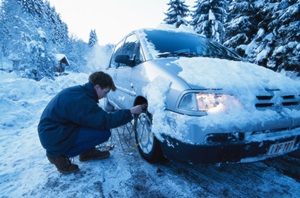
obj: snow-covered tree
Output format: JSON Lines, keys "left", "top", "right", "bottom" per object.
{"left": 224, "top": 0, "right": 300, "bottom": 74}
{"left": 223, "top": 0, "right": 257, "bottom": 53}
{"left": 0, "top": 0, "right": 74, "bottom": 79}
{"left": 65, "top": 35, "right": 89, "bottom": 72}
{"left": 164, "top": 0, "right": 190, "bottom": 28}
{"left": 262, "top": 0, "right": 300, "bottom": 73}
{"left": 191, "top": 0, "right": 226, "bottom": 43}
{"left": 0, "top": 0, "right": 33, "bottom": 68}
{"left": 17, "top": 0, "right": 69, "bottom": 47}
{"left": 20, "top": 0, "right": 44, "bottom": 16}
{"left": 88, "top": 29, "right": 98, "bottom": 47}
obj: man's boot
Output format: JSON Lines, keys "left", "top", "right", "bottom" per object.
{"left": 47, "top": 155, "right": 79, "bottom": 174}
{"left": 79, "top": 148, "right": 110, "bottom": 162}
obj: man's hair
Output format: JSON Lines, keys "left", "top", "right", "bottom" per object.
{"left": 88, "top": 71, "right": 117, "bottom": 91}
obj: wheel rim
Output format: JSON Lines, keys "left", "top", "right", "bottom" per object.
{"left": 136, "top": 113, "right": 154, "bottom": 154}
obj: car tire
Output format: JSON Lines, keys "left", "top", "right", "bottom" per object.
{"left": 134, "top": 111, "right": 165, "bottom": 163}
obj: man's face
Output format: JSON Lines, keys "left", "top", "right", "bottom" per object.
{"left": 94, "top": 85, "right": 110, "bottom": 99}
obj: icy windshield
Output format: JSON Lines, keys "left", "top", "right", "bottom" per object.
{"left": 144, "top": 30, "right": 241, "bottom": 61}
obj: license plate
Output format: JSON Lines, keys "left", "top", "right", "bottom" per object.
{"left": 267, "top": 140, "right": 295, "bottom": 155}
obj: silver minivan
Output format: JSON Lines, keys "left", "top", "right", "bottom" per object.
{"left": 105, "top": 27, "right": 300, "bottom": 164}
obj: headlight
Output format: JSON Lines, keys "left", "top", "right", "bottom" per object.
{"left": 178, "top": 92, "right": 241, "bottom": 113}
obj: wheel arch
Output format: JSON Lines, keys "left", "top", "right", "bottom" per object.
{"left": 133, "top": 95, "right": 148, "bottom": 106}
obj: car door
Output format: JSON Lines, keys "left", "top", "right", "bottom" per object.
{"left": 107, "top": 34, "right": 142, "bottom": 109}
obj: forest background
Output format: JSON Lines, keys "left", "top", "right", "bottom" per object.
{"left": 0, "top": 0, "right": 299, "bottom": 80}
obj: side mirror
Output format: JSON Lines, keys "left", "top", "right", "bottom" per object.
{"left": 115, "top": 55, "right": 135, "bottom": 67}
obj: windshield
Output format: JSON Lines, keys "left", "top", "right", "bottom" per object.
{"left": 144, "top": 30, "right": 241, "bottom": 61}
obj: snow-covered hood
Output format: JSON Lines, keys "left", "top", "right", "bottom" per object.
{"left": 169, "top": 57, "right": 300, "bottom": 95}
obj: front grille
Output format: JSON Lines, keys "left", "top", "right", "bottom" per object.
{"left": 255, "top": 93, "right": 300, "bottom": 110}
{"left": 256, "top": 95, "right": 274, "bottom": 108}
{"left": 281, "top": 95, "right": 299, "bottom": 107}
{"left": 282, "top": 101, "right": 299, "bottom": 106}
{"left": 282, "top": 95, "right": 295, "bottom": 99}
{"left": 255, "top": 103, "right": 274, "bottom": 108}
{"left": 257, "top": 96, "right": 273, "bottom": 100}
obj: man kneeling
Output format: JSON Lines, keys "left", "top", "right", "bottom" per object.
{"left": 38, "top": 71, "right": 145, "bottom": 174}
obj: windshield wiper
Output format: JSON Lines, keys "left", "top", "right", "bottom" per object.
{"left": 157, "top": 52, "right": 199, "bottom": 58}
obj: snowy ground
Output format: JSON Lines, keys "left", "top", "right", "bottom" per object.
{"left": 0, "top": 71, "right": 300, "bottom": 198}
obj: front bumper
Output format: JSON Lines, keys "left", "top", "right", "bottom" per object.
{"left": 160, "top": 128, "right": 300, "bottom": 164}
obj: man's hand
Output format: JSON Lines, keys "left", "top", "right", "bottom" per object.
{"left": 130, "top": 104, "right": 147, "bottom": 114}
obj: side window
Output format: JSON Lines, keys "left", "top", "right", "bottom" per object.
{"left": 123, "top": 35, "right": 137, "bottom": 59}
{"left": 109, "top": 40, "right": 125, "bottom": 68}
{"left": 109, "top": 34, "right": 144, "bottom": 68}
{"left": 123, "top": 34, "right": 144, "bottom": 66}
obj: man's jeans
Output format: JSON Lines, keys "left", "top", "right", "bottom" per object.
{"left": 65, "top": 127, "right": 111, "bottom": 157}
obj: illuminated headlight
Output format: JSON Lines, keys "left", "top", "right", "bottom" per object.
{"left": 178, "top": 93, "right": 241, "bottom": 113}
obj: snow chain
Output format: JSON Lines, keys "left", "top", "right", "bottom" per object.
{"left": 95, "top": 121, "right": 137, "bottom": 153}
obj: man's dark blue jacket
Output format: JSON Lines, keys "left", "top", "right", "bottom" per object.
{"left": 38, "top": 82, "right": 133, "bottom": 157}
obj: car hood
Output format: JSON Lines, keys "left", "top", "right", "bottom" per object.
{"left": 160, "top": 57, "right": 300, "bottom": 95}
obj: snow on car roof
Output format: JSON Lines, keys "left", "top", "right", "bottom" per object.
{"left": 136, "top": 24, "right": 196, "bottom": 34}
